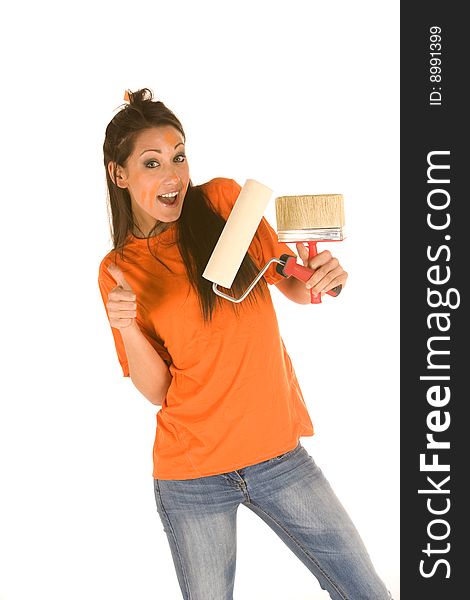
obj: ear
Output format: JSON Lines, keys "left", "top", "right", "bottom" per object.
{"left": 107, "top": 161, "right": 128, "bottom": 189}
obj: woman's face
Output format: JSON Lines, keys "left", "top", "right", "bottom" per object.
{"left": 109, "top": 125, "right": 190, "bottom": 235}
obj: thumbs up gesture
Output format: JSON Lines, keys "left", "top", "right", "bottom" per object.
{"left": 106, "top": 263, "right": 138, "bottom": 330}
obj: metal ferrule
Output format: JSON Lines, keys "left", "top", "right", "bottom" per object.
{"left": 277, "top": 227, "right": 345, "bottom": 242}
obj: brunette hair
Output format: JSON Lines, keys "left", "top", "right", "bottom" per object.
{"left": 102, "top": 88, "right": 267, "bottom": 322}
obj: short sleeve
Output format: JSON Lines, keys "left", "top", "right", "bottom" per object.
{"left": 97, "top": 256, "right": 172, "bottom": 377}
{"left": 212, "top": 178, "right": 295, "bottom": 286}
{"left": 250, "top": 215, "right": 295, "bottom": 285}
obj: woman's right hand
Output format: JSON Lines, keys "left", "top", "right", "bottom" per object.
{"left": 106, "top": 263, "right": 137, "bottom": 330}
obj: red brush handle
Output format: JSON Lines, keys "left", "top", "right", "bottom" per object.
{"left": 281, "top": 242, "right": 342, "bottom": 304}
{"left": 307, "top": 241, "right": 322, "bottom": 304}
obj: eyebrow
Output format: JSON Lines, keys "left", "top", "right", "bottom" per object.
{"left": 139, "top": 142, "right": 185, "bottom": 156}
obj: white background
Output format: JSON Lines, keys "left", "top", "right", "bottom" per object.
{"left": 0, "top": 1, "right": 399, "bottom": 599}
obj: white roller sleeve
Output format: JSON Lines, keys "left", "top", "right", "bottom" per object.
{"left": 202, "top": 179, "right": 273, "bottom": 288}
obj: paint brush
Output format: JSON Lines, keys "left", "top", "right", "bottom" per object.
{"left": 275, "top": 194, "right": 345, "bottom": 303}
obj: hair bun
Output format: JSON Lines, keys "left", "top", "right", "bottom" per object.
{"left": 122, "top": 88, "right": 154, "bottom": 106}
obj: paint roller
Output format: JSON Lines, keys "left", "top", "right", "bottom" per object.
{"left": 202, "top": 179, "right": 345, "bottom": 304}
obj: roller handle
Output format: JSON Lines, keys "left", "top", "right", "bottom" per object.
{"left": 276, "top": 244, "right": 342, "bottom": 304}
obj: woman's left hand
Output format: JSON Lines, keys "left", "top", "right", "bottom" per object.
{"left": 296, "top": 243, "right": 348, "bottom": 296}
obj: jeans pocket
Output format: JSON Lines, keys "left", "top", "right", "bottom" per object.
{"left": 269, "top": 442, "right": 301, "bottom": 463}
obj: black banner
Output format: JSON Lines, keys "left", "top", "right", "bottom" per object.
{"left": 400, "top": 3, "right": 466, "bottom": 598}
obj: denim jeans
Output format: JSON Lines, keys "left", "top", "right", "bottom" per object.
{"left": 154, "top": 442, "right": 392, "bottom": 599}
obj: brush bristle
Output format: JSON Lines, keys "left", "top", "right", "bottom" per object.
{"left": 275, "top": 194, "right": 345, "bottom": 230}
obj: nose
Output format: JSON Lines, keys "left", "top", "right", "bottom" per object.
{"left": 163, "top": 168, "right": 180, "bottom": 187}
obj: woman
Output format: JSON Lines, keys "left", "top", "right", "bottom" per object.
{"left": 98, "top": 88, "right": 391, "bottom": 599}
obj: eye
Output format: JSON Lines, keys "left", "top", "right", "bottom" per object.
{"left": 174, "top": 153, "right": 186, "bottom": 162}
{"left": 145, "top": 160, "right": 159, "bottom": 168}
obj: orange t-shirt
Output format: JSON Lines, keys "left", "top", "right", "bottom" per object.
{"left": 98, "top": 177, "right": 314, "bottom": 480}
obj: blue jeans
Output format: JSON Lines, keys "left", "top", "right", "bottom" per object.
{"left": 154, "top": 442, "right": 392, "bottom": 599}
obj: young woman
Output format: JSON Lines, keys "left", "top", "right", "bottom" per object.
{"left": 98, "top": 88, "right": 392, "bottom": 600}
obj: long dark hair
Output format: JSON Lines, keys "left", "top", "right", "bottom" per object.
{"left": 102, "top": 88, "right": 267, "bottom": 323}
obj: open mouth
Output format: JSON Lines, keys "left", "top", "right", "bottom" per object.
{"left": 157, "top": 190, "right": 180, "bottom": 207}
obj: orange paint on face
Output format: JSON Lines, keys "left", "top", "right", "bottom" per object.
{"left": 140, "top": 185, "right": 159, "bottom": 209}
{"left": 148, "top": 185, "right": 160, "bottom": 210}
{"left": 162, "top": 130, "right": 180, "bottom": 146}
